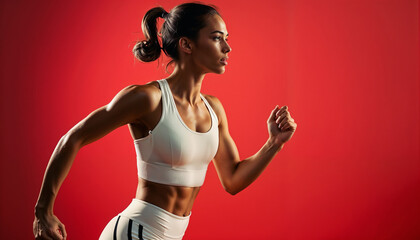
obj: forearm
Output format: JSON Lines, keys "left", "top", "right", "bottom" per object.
{"left": 35, "top": 134, "right": 81, "bottom": 214}
{"left": 229, "top": 138, "right": 283, "bottom": 195}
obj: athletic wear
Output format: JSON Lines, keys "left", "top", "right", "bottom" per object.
{"left": 99, "top": 199, "right": 190, "bottom": 240}
{"left": 100, "top": 79, "right": 217, "bottom": 239}
{"left": 134, "top": 79, "right": 219, "bottom": 187}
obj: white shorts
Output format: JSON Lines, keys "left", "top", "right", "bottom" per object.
{"left": 99, "top": 199, "right": 191, "bottom": 240}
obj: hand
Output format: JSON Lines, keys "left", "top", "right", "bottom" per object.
{"left": 33, "top": 211, "right": 67, "bottom": 240}
{"left": 267, "top": 105, "right": 297, "bottom": 147}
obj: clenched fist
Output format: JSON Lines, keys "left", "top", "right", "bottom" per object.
{"left": 267, "top": 105, "right": 297, "bottom": 146}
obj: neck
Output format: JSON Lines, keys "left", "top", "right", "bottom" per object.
{"left": 165, "top": 63, "right": 207, "bottom": 106}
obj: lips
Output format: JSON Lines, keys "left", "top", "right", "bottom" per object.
{"left": 220, "top": 57, "right": 228, "bottom": 65}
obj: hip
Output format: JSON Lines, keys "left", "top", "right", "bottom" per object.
{"left": 99, "top": 199, "right": 191, "bottom": 240}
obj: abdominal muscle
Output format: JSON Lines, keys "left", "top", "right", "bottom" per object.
{"left": 135, "top": 177, "right": 201, "bottom": 217}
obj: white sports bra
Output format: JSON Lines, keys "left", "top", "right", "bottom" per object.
{"left": 134, "top": 79, "right": 219, "bottom": 187}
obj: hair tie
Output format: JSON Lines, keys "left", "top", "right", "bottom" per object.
{"left": 161, "top": 11, "right": 168, "bottom": 19}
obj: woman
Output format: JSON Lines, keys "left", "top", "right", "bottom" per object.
{"left": 33, "top": 2, "right": 297, "bottom": 240}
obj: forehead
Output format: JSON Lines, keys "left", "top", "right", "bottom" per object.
{"left": 201, "top": 14, "right": 228, "bottom": 35}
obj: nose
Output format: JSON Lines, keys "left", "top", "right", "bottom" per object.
{"left": 223, "top": 41, "right": 232, "bottom": 53}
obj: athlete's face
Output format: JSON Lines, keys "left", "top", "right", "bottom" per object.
{"left": 191, "top": 14, "right": 232, "bottom": 74}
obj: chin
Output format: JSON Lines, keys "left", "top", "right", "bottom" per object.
{"left": 205, "top": 65, "right": 226, "bottom": 75}
{"left": 213, "top": 67, "right": 226, "bottom": 74}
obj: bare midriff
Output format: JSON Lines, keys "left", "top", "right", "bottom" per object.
{"left": 135, "top": 177, "right": 201, "bottom": 217}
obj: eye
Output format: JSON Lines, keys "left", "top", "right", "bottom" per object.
{"left": 213, "top": 36, "right": 229, "bottom": 42}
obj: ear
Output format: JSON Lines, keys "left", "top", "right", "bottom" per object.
{"left": 178, "top": 37, "right": 193, "bottom": 54}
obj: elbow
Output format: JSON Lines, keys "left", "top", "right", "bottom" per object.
{"left": 226, "top": 188, "right": 239, "bottom": 196}
{"left": 223, "top": 182, "right": 240, "bottom": 196}
{"left": 59, "top": 132, "right": 83, "bottom": 150}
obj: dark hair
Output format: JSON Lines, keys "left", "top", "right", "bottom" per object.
{"left": 132, "top": 2, "right": 220, "bottom": 70}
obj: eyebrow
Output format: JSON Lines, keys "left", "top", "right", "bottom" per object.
{"left": 210, "top": 30, "right": 229, "bottom": 36}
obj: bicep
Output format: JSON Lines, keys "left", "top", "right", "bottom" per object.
{"left": 67, "top": 85, "right": 153, "bottom": 147}
{"left": 213, "top": 129, "right": 240, "bottom": 179}
{"left": 211, "top": 97, "right": 240, "bottom": 188}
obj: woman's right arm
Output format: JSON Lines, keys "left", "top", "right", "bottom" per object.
{"left": 33, "top": 84, "right": 159, "bottom": 240}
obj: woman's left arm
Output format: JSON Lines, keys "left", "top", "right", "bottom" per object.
{"left": 209, "top": 97, "right": 297, "bottom": 195}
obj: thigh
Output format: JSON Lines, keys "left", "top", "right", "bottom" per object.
{"left": 99, "top": 215, "right": 163, "bottom": 240}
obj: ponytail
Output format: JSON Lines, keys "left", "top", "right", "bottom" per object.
{"left": 132, "top": 7, "right": 167, "bottom": 62}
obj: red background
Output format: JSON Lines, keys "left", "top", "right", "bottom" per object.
{"left": 1, "top": 0, "right": 419, "bottom": 239}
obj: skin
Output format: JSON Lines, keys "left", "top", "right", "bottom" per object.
{"left": 33, "top": 14, "right": 297, "bottom": 240}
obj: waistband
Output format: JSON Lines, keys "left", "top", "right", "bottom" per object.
{"left": 119, "top": 198, "right": 191, "bottom": 239}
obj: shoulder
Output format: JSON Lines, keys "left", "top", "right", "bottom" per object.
{"left": 107, "top": 81, "right": 162, "bottom": 116}
{"left": 201, "top": 93, "right": 227, "bottom": 126}
{"left": 124, "top": 81, "right": 161, "bottom": 104}
{"left": 119, "top": 81, "right": 160, "bottom": 99}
